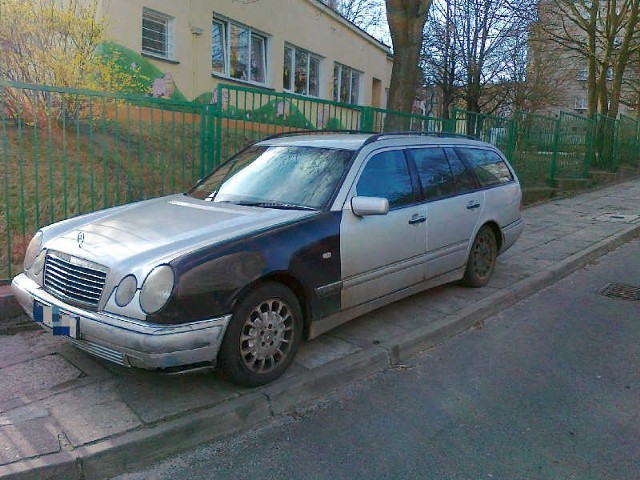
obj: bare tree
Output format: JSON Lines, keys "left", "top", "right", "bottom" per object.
{"left": 421, "top": 0, "right": 539, "bottom": 117}
{"left": 323, "top": 0, "right": 387, "bottom": 36}
{"left": 538, "top": 0, "right": 640, "bottom": 118}
{"left": 422, "top": 1, "right": 461, "bottom": 118}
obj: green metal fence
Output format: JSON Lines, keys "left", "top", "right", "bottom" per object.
{"left": 450, "top": 108, "right": 513, "bottom": 155}
{"left": 1, "top": 79, "right": 639, "bottom": 282}
{"left": 592, "top": 114, "right": 619, "bottom": 172}
{"left": 553, "top": 111, "right": 593, "bottom": 179}
{"left": 213, "top": 84, "right": 365, "bottom": 163}
{"left": 1, "top": 81, "right": 210, "bottom": 281}
{"left": 618, "top": 115, "right": 640, "bottom": 171}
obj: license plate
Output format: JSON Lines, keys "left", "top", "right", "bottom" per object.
{"left": 33, "top": 301, "right": 79, "bottom": 339}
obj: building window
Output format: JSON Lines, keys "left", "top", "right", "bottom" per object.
{"left": 577, "top": 69, "right": 587, "bottom": 81}
{"left": 142, "top": 8, "right": 175, "bottom": 59}
{"left": 212, "top": 17, "right": 267, "bottom": 84}
{"left": 575, "top": 97, "right": 587, "bottom": 111}
{"left": 283, "top": 45, "right": 320, "bottom": 97}
{"left": 333, "top": 63, "right": 361, "bottom": 105}
{"left": 606, "top": 67, "right": 614, "bottom": 81}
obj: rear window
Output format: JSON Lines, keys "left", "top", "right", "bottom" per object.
{"left": 456, "top": 148, "right": 514, "bottom": 187}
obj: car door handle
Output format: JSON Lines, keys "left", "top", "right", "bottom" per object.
{"left": 408, "top": 214, "right": 427, "bottom": 225}
{"left": 466, "top": 201, "right": 481, "bottom": 210}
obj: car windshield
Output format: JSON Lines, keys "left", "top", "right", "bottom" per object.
{"left": 187, "top": 145, "right": 354, "bottom": 210}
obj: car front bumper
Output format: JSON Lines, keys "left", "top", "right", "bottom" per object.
{"left": 11, "top": 273, "right": 231, "bottom": 370}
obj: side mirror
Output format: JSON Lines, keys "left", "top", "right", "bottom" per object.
{"left": 351, "top": 196, "right": 389, "bottom": 217}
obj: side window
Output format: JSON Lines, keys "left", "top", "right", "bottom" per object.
{"left": 456, "top": 148, "right": 514, "bottom": 187}
{"left": 444, "top": 148, "right": 477, "bottom": 193}
{"left": 406, "top": 148, "right": 455, "bottom": 201}
{"left": 356, "top": 150, "right": 414, "bottom": 209}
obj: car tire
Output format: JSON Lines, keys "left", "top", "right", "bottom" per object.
{"left": 218, "top": 282, "right": 303, "bottom": 387}
{"left": 463, "top": 225, "right": 497, "bottom": 288}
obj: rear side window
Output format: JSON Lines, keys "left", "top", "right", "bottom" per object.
{"left": 456, "top": 148, "right": 514, "bottom": 187}
{"left": 406, "top": 148, "right": 455, "bottom": 201}
{"left": 444, "top": 148, "right": 477, "bottom": 194}
{"left": 356, "top": 150, "right": 414, "bottom": 209}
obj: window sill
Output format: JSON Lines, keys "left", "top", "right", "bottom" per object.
{"left": 211, "top": 72, "right": 274, "bottom": 91}
{"left": 283, "top": 89, "right": 321, "bottom": 100}
{"left": 141, "top": 52, "right": 180, "bottom": 65}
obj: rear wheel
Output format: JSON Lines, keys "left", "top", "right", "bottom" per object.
{"left": 218, "top": 282, "right": 303, "bottom": 387}
{"left": 463, "top": 225, "right": 497, "bottom": 288}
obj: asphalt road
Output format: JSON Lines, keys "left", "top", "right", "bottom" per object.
{"left": 115, "top": 239, "right": 640, "bottom": 480}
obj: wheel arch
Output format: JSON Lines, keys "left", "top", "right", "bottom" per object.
{"left": 480, "top": 220, "right": 503, "bottom": 252}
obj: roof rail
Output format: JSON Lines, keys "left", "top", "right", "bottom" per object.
{"left": 261, "top": 129, "right": 374, "bottom": 141}
{"left": 362, "top": 131, "right": 478, "bottom": 146}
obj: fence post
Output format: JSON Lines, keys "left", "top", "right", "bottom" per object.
{"left": 360, "top": 106, "right": 373, "bottom": 132}
{"left": 549, "top": 116, "right": 561, "bottom": 186}
{"left": 612, "top": 118, "right": 620, "bottom": 172}
{"left": 506, "top": 117, "right": 517, "bottom": 164}
{"left": 214, "top": 84, "right": 224, "bottom": 170}
{"left": 448, "top": 108, "right": 457, "bottom": 133}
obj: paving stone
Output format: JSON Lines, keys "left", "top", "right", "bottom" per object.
{"left": 295, "top": 335, "right": 361, "bottom": 370}
{"left": 113, "top": 372, "right": 240, "bottom": 424}
{"left": 0, "top": 418, "right": 60, "bottom": 465}
{"left": 0, "top": 354, "right": 83, "bottom": 404}
{"left": 329, "top": 306, "right": 410, "bottom": 347}
{"left": 0, "top": 404, "right": 49, "bottom": 426}
{"left": 388, "top": 304, "right": 446, "bottom": 332}
{"left": 43, "top": 382, "right": 142, "bottom": 447}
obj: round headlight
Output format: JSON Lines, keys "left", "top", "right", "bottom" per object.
{"left": 24, "top": 231, "right": 43, "bottom": 271}
{"left": 115, "top": 275, "right": 138, "bottom": 307}
{"left": 139, "top": 265, "right": 175, "bottom": 314}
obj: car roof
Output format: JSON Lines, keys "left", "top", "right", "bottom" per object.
{"left": 257, "top": 132, "right": 495, "bottom": 152}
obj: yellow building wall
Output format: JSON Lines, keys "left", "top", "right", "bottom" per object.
{"left": 97, "top": 0, "right": 392, "bottom": 105}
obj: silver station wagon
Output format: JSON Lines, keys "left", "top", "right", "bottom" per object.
{"left": 12, "top": 132, "right": 524, "bottom": 386}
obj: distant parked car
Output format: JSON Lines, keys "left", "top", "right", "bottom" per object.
{"left": 12, "top": 132, "right": 523, "bottom": 386}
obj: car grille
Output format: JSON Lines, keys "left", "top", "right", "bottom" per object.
{"left": 43, "top": 251, "right": 108, "bottom": 309}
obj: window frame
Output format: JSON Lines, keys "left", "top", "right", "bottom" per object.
{"left": 142, "top": 7, "right": 175, "bottom": 60}
{"left": 283, "top": 44, "right": 321, "bottom": 97}
{"left": 574, "top": 96, "right": 588, "bottom": 111}
{"left": 333, "top": 62, "right": 362, "bottom": 105}
{"left": 211, "top": 16, "right": 269, "bottom": 86}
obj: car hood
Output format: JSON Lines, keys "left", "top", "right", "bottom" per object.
{"left": 44, "top": 195, "right": 316, "bottom": 273}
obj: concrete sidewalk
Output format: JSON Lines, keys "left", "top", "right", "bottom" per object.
{"left": 1, "top": 179, "right": 640, "bottom": 480}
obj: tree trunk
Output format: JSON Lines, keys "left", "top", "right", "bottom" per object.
{"left": 385, "top": 0, "right": 432, "bottom": 131}
{"left": 586, "top": 0, "right": 599, "bottom": 117}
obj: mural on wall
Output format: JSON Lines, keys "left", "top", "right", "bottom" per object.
{"left": 96, "top": 42, "right": 186, "bottom": 101}
{"left": 98, "top": 43, "right": 347, "bottom": 130}
{"left": 151, "top": 73, "right": 176, "bottom": 99}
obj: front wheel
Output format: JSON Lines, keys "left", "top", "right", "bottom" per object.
{"left": 463, "top": 226, "right": 498, "bottom": 288}
{"left": 218, "top": 282, "right": 303, "bottom": 387}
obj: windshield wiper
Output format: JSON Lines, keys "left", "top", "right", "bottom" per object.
{"left": 233, "top": 201, "right": 318, "bottom": 211}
